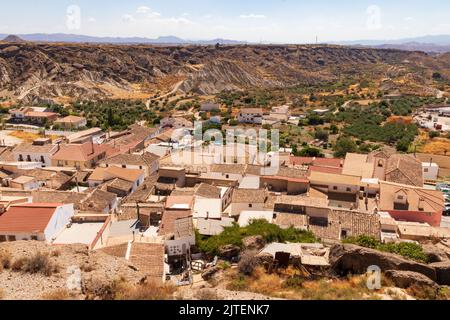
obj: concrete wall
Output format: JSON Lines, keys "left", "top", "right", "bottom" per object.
{"left": 0, "top": 232, "right": 45, "bottom": 242}
{"left": 423, "top": 164, "right": 439, "bottom": 181}
{"left": 388, "top": 209, "right": 442, "bottom": 227}
{"left": 230, "top": 202, "right": 266, "bottom": 216}
{"left": 13, "top": 151, "right": 55, "bottom": 168}
{"left": 44, "top": 204, "right": 75, "bottom": 242}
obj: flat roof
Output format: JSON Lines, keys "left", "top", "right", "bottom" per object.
{"left": 53, "top": 222, "right": 104, "bottom": 245}
{"left": 238, "top": 210, "right": 274, "bottom": 227}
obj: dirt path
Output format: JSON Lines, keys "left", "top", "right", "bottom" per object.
{"left": 145, "top": 80, "right": 185, "bottom": 109}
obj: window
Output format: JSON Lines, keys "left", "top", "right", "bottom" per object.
{"left": 58, "top": 160, "right": 63, "bottom": 167}
{"left": 309, "top": 217, "right": 328, "bottom": 227}
{"left": 397, "top": 195, "right": 404, "bottom": 200}
{"left": 19, "top": 154, "right": 23, "bottom": 161}
{"left": 122, "top": 165, "right": 126, "bottom": 168}
{"left": 249, "top": 204, "right": 253, "bottom": 208}
{"left": 31, "top": 235, "right": 38, "bottom": 240}
{"left": 26, "top": 155, "right": 32, "bottom": 162}
{"left": 7, "top": 235, "right": 16, "bottom": 242}
{"left": 40, "top": 156, "right": 45, "bottom": 163}
{"left": 0, "top": 235, "right": 6, "bottom": 242}
{"left": 333, "top": 186, "right": 338, "bottom": 191}
{"left": 424, "top": 168, "right": 429, "bottom": 173}
{"left": 346, "top": 187, "right": 351, "bottom": 192}
{"left": 139, "top": 166, "right": 143, "bottom": 170}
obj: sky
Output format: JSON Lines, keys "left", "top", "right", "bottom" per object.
{"left": 0, "top": 0, "right": 449, "bottom": 43}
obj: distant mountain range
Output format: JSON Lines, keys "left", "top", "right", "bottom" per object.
{"left": 335, "top": 35, "right": 450, "bottom": 53}
{"left": 336, "top": 34, "right": 450, "bottom": 46}
{"left": 2, "top": 33, "right": 450, "bottom": 53}
{"left": 0, "top": 33, "right": 247, "bottom": 45}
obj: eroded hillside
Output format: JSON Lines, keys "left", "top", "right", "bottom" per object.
{"left": 0, "top": 42, "right": 448, "bottom": 103}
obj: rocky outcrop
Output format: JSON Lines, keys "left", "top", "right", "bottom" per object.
{"left": 430, "top": 261, "right": 450, "bottom": 285}
{"left": 330, "top": 244, "right": 436, "bottom": 281}
{"left": 422, "top": 242, "right": 450, "bottom": 263}
{"left": 218, "top": 245, "right": 241, "bottom": 260}
{"left": 201, "top": 267, "right": 220, "bottom": 281}
{"left": 242, "top": 236, "right": 266, "bottom": 251}
{"left": 385, "top": 270, "right": 438, "bottom": 290}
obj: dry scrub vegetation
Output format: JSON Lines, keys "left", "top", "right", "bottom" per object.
{"left": 85, "top": 277, "right": 175, "bottom": 301}
{"left": 225, "top": 267, "right": 397, "bottom": 300}
{"left": 41, "top": 289, "right": 75, "bottom": 300}
{"left": 11, "top": 252, "right": 59, "bottom": 276}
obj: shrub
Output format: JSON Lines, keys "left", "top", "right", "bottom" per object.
{"left": 218, "top": 261, "right": 231, "bottom": 270}
{"left": 227, "top": 275, "right": 247, "bottom": 291}
{"left": 41, "top": 289, "right": 73, "bottom": 300}
{"left": 381, "top": 242, "right": 428, "bottom": 263}
{"left": 343, "top": 235, "right": 379, "bottom": 249}
{"left": 344, "top": 236, "right": 428, "bottom": 263}
{"left": 0, "top": 249, "right": 12, "bottom": 271}
{"left": 429, "top": 131, "right": 440, "bottom": 139}
{"left": 13, "top": 252, "right": 59, "bottom": 276}
{"left": 196, "top": 220, "right": 318, "bottom": 256}
{"left": 11, "top": 257, "right": 27, "bottom": 271}
{"left": 282, "top": 276, "right": 305, "bottom": 289}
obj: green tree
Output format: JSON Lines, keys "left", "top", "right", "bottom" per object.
{"left": 429, "top": 131, "right": 440, "bottom": 139}
{"left": 298, "top": 147, "right": 324, "bottom": 158}
{"left": 333, "top": 136, "right": 358, "bottom": 158}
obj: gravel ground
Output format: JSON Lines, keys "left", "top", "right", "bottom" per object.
{"left": 0, "top": 241, "right": 147, "bottom": 300}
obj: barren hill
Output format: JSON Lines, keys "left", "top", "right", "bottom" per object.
{"left": 0, "top": 43, "right": 448, "bottom": 103}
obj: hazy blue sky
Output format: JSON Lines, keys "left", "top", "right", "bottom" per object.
{"left": 0, "top": 0, "right": 449, "bottom": 42}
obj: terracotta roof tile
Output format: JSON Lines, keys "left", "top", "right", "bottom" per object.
{"left": 0, "top": 203, "right": 61, "bottom": 233}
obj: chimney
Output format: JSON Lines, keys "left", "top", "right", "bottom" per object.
{"left": 90, "top": 137, "right": 95, "bottom": 155}
{"left": 136, "top": 201, "right": 140, "bottom": 222}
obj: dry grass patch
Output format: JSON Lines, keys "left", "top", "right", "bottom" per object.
{"left": 0, "top": 249, "right": 12, "bottom": 271}
{"left": 8, "top": 131, "right": 42, "bottom": 142}
{"left": 195, "top": 289, "right": 219, "bottom": 300}
{"left": 42, "top": 289, "right": 74, "bottom": 300}
{"left": 225, "top": 267, "right": 382, "bottom": 300}
{"left": 114, "top": 281, "right": 175, "bottom": 300}
{"left": 87, "top": 278, "right": 175, "bottom": 301}
{"left": 12, "top": 252, "right": 59, "bottom": 276}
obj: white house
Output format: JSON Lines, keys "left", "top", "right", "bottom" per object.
{"left": 238, "top": 108, "right": 263, "bottom": 124}
{"left": 0, "top": 203, "right": 74, "bottom": 242}
{"left": 422, "top": 162, "right": 439, "bottom": 181}
{"left": 12, "top": 138, "right": 59, "bottom": 168}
